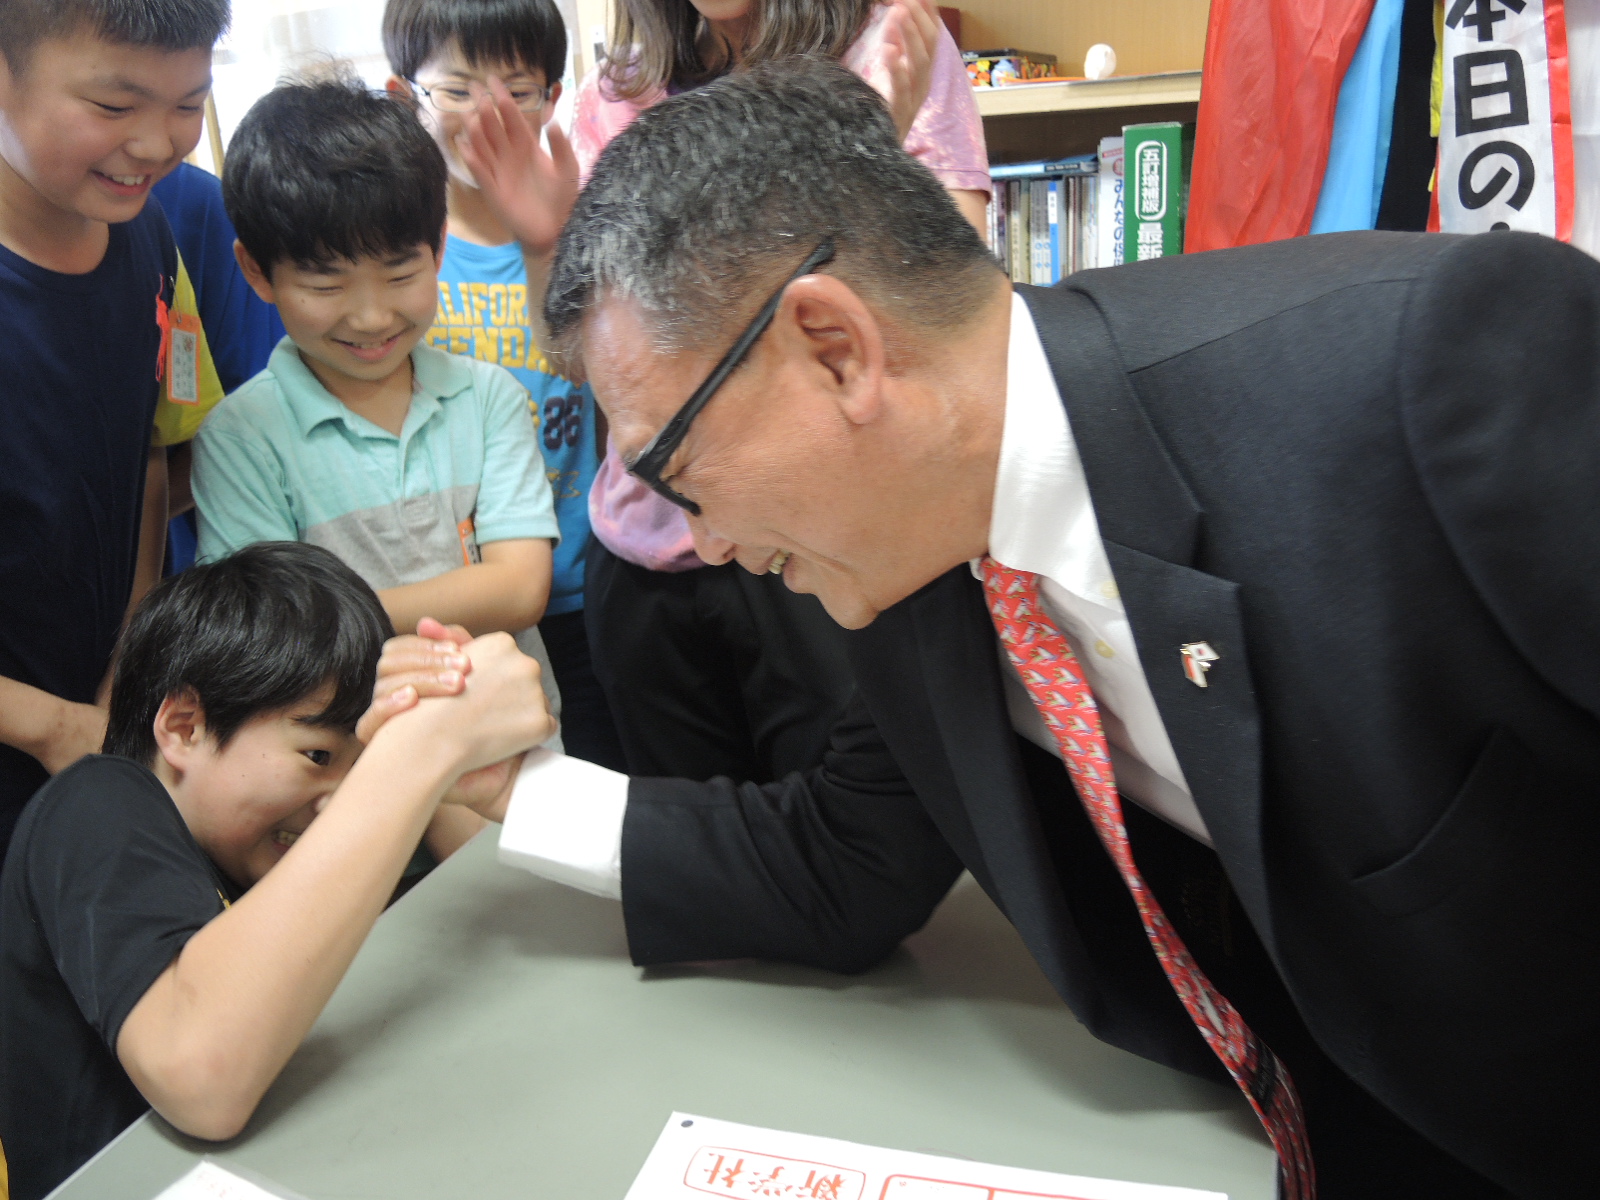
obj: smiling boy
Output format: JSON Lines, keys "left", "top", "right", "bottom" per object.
{"left": 0, "top": 0, "right": 228, "bottom": 864}
{"left": 0, "top": 542, "right": 553, "bottom": 1199}
{"left": 196, "top": 76, "right": 558, "bottom": 635}
{"left": 191, "top": 78, "right": 560, "bottom": 860}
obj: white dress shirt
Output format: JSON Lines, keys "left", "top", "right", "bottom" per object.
{"left": 496, "top": 292, "right": 1210, "bottom": 900}
{"left": 986, "top": 292, "right": 1210, "bottom": 844}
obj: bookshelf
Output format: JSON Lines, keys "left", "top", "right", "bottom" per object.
{"left": 954, "top": 0, "right": 1208, "bottom": 80}
{"left": 958, "top": 0, "right": 1209, "bottom": 165}
{"left": 973, "top": 71, "right": 1201, "bottom": 119}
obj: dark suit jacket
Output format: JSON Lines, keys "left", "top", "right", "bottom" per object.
{"left": 620, "top": 230, "right": 1600, "bottom": 1197}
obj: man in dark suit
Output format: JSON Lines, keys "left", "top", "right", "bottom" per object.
{"left": 385, "top": 59, "right": 1597, "bottom": 1198}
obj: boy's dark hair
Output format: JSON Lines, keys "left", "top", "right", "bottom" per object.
{"left": 222, "top": 75, "right": 447, "bottom": 273}
{"left": 383, "top": 0, "right": 566, "bottom": 88}
{"left": 0, "top": 0, "right": 229, "bottom": 73}
{"left": 104, "top": 542, "right": 394, "bottom": 765}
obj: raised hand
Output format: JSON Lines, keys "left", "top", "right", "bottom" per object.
{"left": 458, "top": 77, "right": 580, "bottom": 258}
{"left": 878, "top": 0, "right": 941, "bottom": 144}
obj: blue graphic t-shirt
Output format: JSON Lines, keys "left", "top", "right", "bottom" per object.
{"left": 426, "top": 235, "right": 595, "bottom": 615}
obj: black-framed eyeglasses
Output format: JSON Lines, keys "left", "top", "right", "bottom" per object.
{"left": 625, "top": 240, "right": 837, "bottom": 516}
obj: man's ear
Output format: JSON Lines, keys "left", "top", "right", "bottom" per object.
{"left": 233, "top": 240, "right": 276, "bottom": 305}
{"left": 776, "top": 275, "right": 885, "bottom": 428}
{"left": 385, "top": 74, "right": 415, "bottom": 103}
{"left": 152, "top": 688, "right": 208, "bottom": 774}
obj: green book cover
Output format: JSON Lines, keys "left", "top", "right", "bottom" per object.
{"left": 1123, "top": 121, "right": 1184, "bottom": 261}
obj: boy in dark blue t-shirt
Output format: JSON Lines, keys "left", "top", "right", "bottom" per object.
{"left": 0, "top": 0, "right": 229, "bottom": 859}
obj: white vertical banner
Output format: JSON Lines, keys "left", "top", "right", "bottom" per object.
{"left": 1568, "top": 0, "right": 1600, "bottom": 256}
{"left": 1435, "top": 0, "right": 1574, "bottom": 239}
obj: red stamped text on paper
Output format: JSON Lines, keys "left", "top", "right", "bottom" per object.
{"left": 880, "top": 1177, "right": 1101, "bottom": 1199}
{"left": 685, "top": 1146, "right": 866, "bottom": 1200}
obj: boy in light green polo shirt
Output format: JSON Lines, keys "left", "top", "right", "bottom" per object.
{"left": 192, "top": 78, "right": 559, "bottom": 861}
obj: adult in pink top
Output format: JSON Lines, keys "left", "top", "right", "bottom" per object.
{"left": 576, "top": 2, "right": 990, "bottom": 571}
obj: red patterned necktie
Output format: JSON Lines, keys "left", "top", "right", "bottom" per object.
{"left": 981, "top": 556, "right": 1315, "bottom": 1200}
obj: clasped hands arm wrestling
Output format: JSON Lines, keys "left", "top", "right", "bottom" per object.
{"left": 356, "top": 618, "right": 535, "bottom": 825}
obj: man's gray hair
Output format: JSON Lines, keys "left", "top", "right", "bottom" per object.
{"left": 545, "top": 57, "right": 998, "bottom": 358}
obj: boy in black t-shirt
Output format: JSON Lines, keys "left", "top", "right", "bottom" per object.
{"left": 0, "top": 0, "right": 229, "bottom": 862}
{"left": 0, "top": 542, "right": 553, "bottom": 1199}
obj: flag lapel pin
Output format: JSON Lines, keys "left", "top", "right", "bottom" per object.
{"left": 1180, "top": 641, "right": 1219, "bottom": 688}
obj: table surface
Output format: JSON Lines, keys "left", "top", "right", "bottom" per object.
{"left": 52, "top": 831, "right": 1275, "bottom": 1200}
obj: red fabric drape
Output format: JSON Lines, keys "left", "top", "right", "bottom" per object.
{"left": 1186, "top": 0, "right": 1378, "bottom": 252}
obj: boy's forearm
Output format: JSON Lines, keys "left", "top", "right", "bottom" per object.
{"left": 117, "top": 730, "right": 460, "bottom": 1140}
{"left": 91, "top": 446, "right": 171, "bottom": 710}
{"left": 379, "top": 544, "right": 551, "bottom": 637}
{"left": 0, "top": 675, "right": 105, "bottom": 772}
{"left": 167, "top": 440, "right": 195, "bottom": 517}
{"left": 129, "top": 446, "right": 170, "bottom": 619}
{"left": 380, "top": 563, "right": 543, "bottom": 637}
{"left": 423, "top": 804, "right": 488, "bottom": 860}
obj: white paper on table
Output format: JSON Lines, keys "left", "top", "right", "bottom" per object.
{"left": 625, "top": 1113, "right": 1228, "bottom": 1200}
{"left": 151, "top": 1160, "right": 307, "bottom": 1200}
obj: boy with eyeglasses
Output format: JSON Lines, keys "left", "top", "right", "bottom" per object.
{"left": 382, "top": 0, "right": 623, "bottom": 772}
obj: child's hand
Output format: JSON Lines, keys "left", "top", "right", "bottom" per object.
{"left": 878, "top": 0, "right": 940, "bottom": 144}
{"left": 441, "top": 753, "right": 522, "bottom": 818}
{"left": 355, "top": 619, "right": 472, "bottom": 744}
{"left": 458, "top": 77, "right": 580, "bottom": 259}
{"left": 362, "top": 618, "right": 540, "bottom": 820}
{"left": 378, "top": 632, "right": 556, "bottom": 776}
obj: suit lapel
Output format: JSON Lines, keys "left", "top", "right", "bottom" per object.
{"left": 906, "top": 567, "right": 1044, "bottom": 910}
{"left": 1015, "top": 284, "right": 1276, "bottom": 954}
{"left": 902, "top": 567, "right": 1135, "bottom": 1022}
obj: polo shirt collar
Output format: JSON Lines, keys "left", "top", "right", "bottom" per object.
{"left": 410, "top": 339, "right": 475, "bottom": 400}
{"left": 269, "top": 337, "right": 476, "bottom": 439}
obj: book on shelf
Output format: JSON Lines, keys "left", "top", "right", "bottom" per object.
{"left": 983, "top": 126, "right": 1189, "bottom": 284}
{"left": 1096, "top": 136, "right": 1125, "bottom": 268}
{"left": 1123, "top": 122, "right": 1184, "bottom": 262}
{"left": 1029, "top": 178, "right": 1050, "bottom": 285}
{"left": 1007, "top": 179, "right": 1027, "bottom": 282}
{"left": 982, "top": 161, "right": 1093, "bottom": 285}
{"left": 988, "top": 153, "right": 1098, "bottom": 180}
